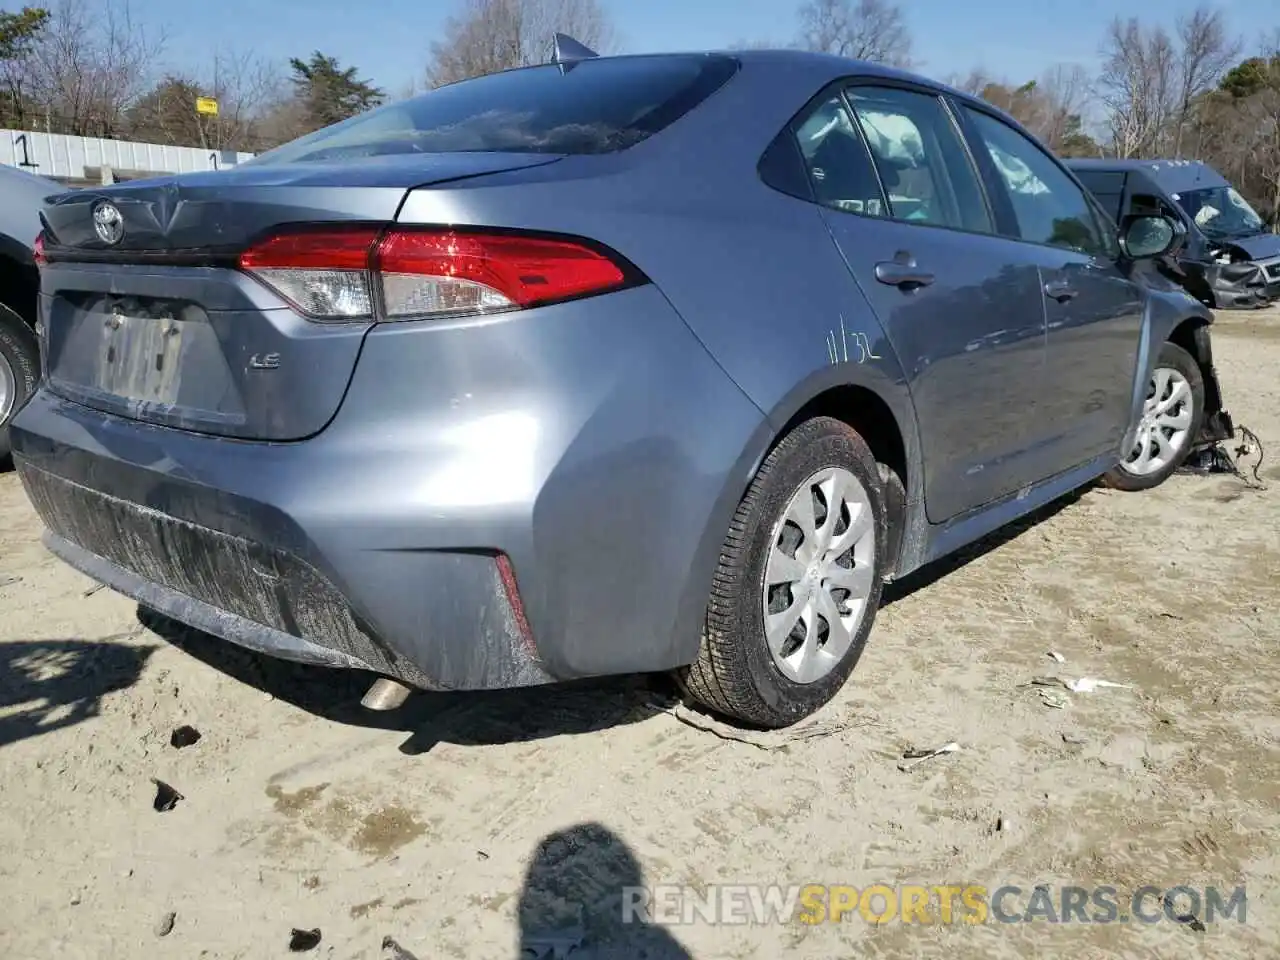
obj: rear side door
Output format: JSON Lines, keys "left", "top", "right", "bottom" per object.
{"left": 957, "top": 106, "right": 1144, "bottom": 467}
{"left": 798, "top": 82, "right": 1052, "bottom": 523}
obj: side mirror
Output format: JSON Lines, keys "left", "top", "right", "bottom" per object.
{"left": 1118, "top": 214, "right": 1186, "bottom": 260}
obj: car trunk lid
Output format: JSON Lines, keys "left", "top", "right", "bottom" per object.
{"left": 37, "top": 152, "right": 564, "bottom": 441}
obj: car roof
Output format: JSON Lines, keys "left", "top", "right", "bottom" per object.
{"left": 479, "top": 47, "right": 995, "bottom": 114}
{"left": 728, "top": 48, "right": 992, "bottom": 104}
{"left": 1065, "top": 157, "right": 1231, "bottom": 193}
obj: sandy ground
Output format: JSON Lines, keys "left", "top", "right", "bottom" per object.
{"left": 1, "top": 310, "right": 1278, "bottom": 960}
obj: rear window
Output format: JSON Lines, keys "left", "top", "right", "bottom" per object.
{"left": 250, "top": 54, "right": 739, "bottom": 165}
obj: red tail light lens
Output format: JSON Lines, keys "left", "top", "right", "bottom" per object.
{"left": 377, "top": 230, "right": 628, "bottom": 319}
{"left": 238, "top": 225, "right": 634, "bottom": 322}
{"left": 33, "top": 232, "right": 46, "bottom": 266}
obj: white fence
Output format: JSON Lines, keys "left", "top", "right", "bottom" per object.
{"left": 0, "top": 129, "right": 254, "bottom": 184}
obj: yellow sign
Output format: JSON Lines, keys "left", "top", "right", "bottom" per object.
{"left": 195, "top": 96, "right": 219, "bottom": 116}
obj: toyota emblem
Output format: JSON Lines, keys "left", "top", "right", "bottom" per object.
{"left": 92, "top": 200, "right": 124, "bottom": 245}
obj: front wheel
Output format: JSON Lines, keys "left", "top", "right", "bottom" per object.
{"left": 0, "top": 302, "right": 40, "bottom": 466}
{"left": 1102, "top": 341, "right": 1205, "bottom": 492}
{"left": 676, "top": 416, "right": 886, "bottom": 728}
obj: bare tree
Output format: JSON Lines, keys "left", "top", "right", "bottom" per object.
{"left": 1095, "top": 16, "right": 1176, "bottom": 157}
{"left": 23, "top": 0, "right": 165, "bottom": 137}
{"left": 425, "top": 0, "right": 614, "bottom": 88}
{"left": 200, "top": 49, "right": 283, "bottom": 150}
{"left": 1036, "top": 64, "right": 1093, "bottom": 150}
{"left": 944, "top": 67, "right": 991, "bottom": 97}
{"left": 953, "top": 63, "right": 1100, "bottom": 156}
{"left": 1171, "top": 4, "right": 1241, "bottom": 155}
{"left": 796, "top": 0, "right": 913, "bottom": 67}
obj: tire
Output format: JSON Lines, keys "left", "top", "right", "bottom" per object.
{"left": 677, "top": 416, "right": 887, "bottom": 728}
{"left": 0, "top": 301, "right": 40, "bottom": 466}
{"left": 1102, "top": 341, "right": 1205, "bottom": 492}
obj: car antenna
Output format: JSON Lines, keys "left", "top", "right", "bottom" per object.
{"left": 551, "top": 32, "right": 598, "bottom": 74}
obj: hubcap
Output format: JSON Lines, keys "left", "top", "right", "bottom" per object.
{"left": 1121, "top": 366, "right": 1194, "bottom": 477}
{"left": 762, "top": 466, "right": 876, "bottom": 684}
{"left": 0, "top": 351, "right": 15, "bottom": 425}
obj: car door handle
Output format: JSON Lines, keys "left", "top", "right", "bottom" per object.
{"left": 1043, "top": 280, "right": 1078, "bottom": 302}
{"left": 874, "top": 258, "right": 935, "bottom": 290}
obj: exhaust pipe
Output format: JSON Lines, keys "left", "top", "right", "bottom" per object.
{"left": 361, "top": 677, "right": 413, "bottom": 711}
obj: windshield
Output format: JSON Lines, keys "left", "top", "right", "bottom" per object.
{"left": 1174, "top": 185, "right": 1265, "bottom": 239}
{"left": 248, "top": 54, "right": 738, "bottom": 166}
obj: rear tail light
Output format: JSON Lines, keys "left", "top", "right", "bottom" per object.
{"left": 239, "top": 227, "right": 381, "bottom": 319}
{"left": 238, "top": 225, "right": 636, "bottom": 322}
{"left": 33, "top": 232, "right": 46, "bottom": 266}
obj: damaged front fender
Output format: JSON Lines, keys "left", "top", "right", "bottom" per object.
{"left": 1124, "top": 289, "right": 1235, "bottom": 456}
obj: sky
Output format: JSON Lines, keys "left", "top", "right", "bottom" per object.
{"left": 115, "top": 0, "right": 1273, "bottom": 97}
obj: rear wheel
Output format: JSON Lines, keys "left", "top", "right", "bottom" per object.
{"left": 677, "top": 416, "right": 886, "bottom": 728}
{"left": 0, "top": 302, "right": 40, "bottom": 465}
{"left": 1102, "top": 341, "right": 1205, "bottom": 492}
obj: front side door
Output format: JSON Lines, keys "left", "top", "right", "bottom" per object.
{"left": 795, "top": 83, "right": 1052, "bottom": 523}
{"left": 957, "top": 106, "right": 1145, "bottom": 468}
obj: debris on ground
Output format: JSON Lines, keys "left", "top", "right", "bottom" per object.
{"left": 382, "top": 935, "right": 421, "bottom": 959}
{"left": 1061, "top": 732, "right": 1088, "bottom": 745}
{"left": 1024, "top": 676, "right": 1068, "bottom": 688}
{"left": 151, "top": 779, "right": 183, "bottom": 812}
{"left": 0, "top": 575, "right": 21, "bottom": 588}
{"left": 1047, "top": 650, "right": 1066, "bottom": 663}
{"left": 288, "top": 928, "right": 322, "bottom": 952}
{"left": 476, "top": 850, "right": 489, "bottom": 860}
{"left": 1065, "top": 677, "right": 1133, "bottom": 693}
{"left": 1021, "top": 676, "right": 1132, "bottom": 694}
{"left": 897, "top": 742, "right": 961, "bottom": 772}
{"left": 1039, "top": 690, "right": 1070, "bottom": 709}
{"left": 155, "top": 911, "right": 176, "bottom": 937}
{"left": 169, "top": 725, "right": 202, "bottom": 749}
{"left": 645, "top": 700, "right": 876, "bottom": 750}
{"left": 1180, "top": 426, "right": 1267, "bottom": 490}
{"left": 83, "top": 582, "right": 106, "bottom": 597}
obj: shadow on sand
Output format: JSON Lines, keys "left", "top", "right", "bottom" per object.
{"left": 0, "top": 633, "right": 156, "bottom": 749}
{"left": 137, "top": 606, "right": 679, "bottom": 753}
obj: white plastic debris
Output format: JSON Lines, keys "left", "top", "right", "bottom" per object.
{"left": 1065, "top": 677, "right": 1133, "bottom": 694}
{"left": 1039, "top": 690, "right": 1070, "bottom": 709}
{"left": 1047, "top": 651, "right": 1066, "bottom": 663}
{"left": 898, "top": 741, "right": 961, "bottom": 771}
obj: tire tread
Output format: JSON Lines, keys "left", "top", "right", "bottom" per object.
{"left": 679, "top": 416, "right": 881, "bottom": 727}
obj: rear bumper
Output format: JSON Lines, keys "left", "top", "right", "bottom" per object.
{"left": 12, "top": 285, "right": 767, "bottom": 690}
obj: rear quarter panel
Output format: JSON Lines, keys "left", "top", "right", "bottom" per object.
{"left": 394, "top": 55, "right": 923, "bottom": 499}
{"left": 392, "top": 56, "right": 924, "bottom": 660}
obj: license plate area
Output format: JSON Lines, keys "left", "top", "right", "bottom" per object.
{"left": 46, "top": 293, "right": 241, "bottom": 420}
{"left": 98, "top": 302, "right": 188, "bottom": 405}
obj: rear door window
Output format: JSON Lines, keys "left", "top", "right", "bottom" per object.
{"left": 844, "top": 85, "right": 994, "bottom": 234}
{"left": 250, "top": 54, "right": 739, "bottom": 164}
{"left": 794, "top": 96, "right": 890, "bottom": 216}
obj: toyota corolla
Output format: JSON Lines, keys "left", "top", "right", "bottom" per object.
{"left": 11, "top": 43, "right": 1233, "bottom": 728}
